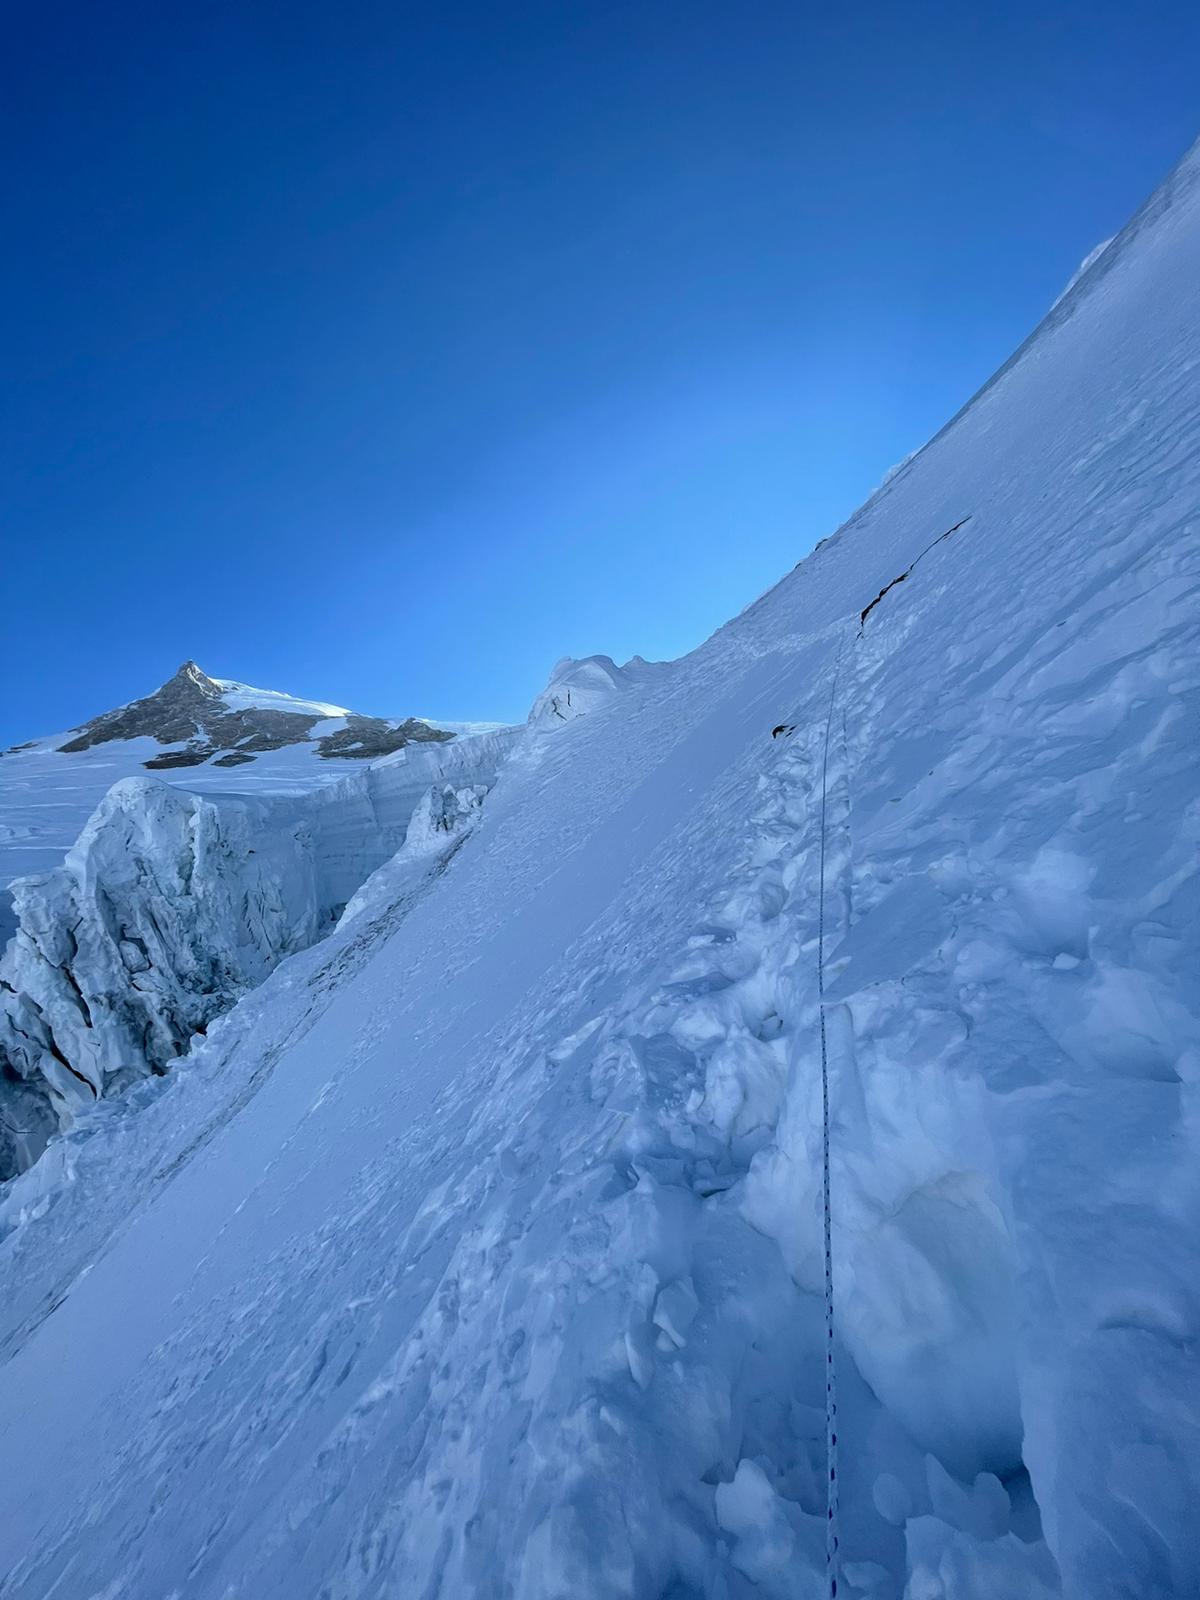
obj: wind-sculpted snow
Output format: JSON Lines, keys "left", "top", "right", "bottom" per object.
{"left": 0, "top": 140, "right": 1198, "bottom": 1600}
{"left": 53, "top": 660, "right": 454, "bottom": 767}
{"left": 527, "top": 653, "right": 667, "bottom": 727}
{"left": 0, "top": 728, "right": 519, "bottom": 1178}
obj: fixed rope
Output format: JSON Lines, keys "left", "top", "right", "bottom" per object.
{"left": 816, "top": 633, "right": 849, "bottom": 1599}
{"left": 802, "top": 517, "right": 972, "bottom": 1596}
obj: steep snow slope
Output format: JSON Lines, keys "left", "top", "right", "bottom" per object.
{"left": 0, "top": 140, "right": 1198, "bottom": 1600}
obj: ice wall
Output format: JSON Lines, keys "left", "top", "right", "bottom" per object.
{"left": 0, "top": 728, "right": 519, "bottom": 1178}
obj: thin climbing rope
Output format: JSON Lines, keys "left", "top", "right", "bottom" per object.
{"left": 816, "top": 633, "right": 849, "bottom": 1600}
{"left": 805, "top": 518, "right": 972, "bottom": 1596}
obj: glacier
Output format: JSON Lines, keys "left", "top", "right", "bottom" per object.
{"left": 0, "top": 660, "right": 498, "bottom": 912}
{"left": 0, "top": 727, "right": 518, "bottom": 1176}
{"left": 0, "top": 137, "right": 1198, "bottom": 1600}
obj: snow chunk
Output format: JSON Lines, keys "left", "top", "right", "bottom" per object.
{"left": 904, "top": 1515, "right": 1060, "bottom": 1599}
{"left": 651, "top": 1276, "right": 699, "bottom": 1348}
{"left": 714, "top": 1460, "right": 798, "bottom": 1583}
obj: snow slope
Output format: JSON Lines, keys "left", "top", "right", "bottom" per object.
{"left": 0, "top": 138, "right": 1198, "bottom": 1600}
{"left": 209, "top": 678, "right": 353, "bottom": 718}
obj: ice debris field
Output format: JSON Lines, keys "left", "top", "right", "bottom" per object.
{"left": 0, "top": 140, "right": 1198, "bottom": 1600}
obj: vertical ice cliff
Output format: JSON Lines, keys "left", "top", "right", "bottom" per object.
{"left": 0, "top": 779, "right": 324, "bottom": 1167}
{"left": 0, "top": 728, "right": 518, "bottom": 1177}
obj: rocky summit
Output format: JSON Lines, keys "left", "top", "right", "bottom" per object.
{"left": 54, "top": 661, "right": 454, "bottom": 769}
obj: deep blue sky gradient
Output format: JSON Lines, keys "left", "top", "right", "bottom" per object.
{"left": 4, "top": 1, "right": 1198, "bottom": 738}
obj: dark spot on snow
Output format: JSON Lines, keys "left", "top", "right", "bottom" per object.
{"left": 859, "top": 515, "right": 972, "bottom": 627}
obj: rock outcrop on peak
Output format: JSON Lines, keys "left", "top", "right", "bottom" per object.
{"left": 53, "top": 661, "right": 454, "bottom": 770}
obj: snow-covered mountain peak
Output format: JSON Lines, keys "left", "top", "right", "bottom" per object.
{"left": 169, "top": 658, "right": 221, "bottom": 693}
{"left": 0, "top": 666, "right": 472, "bottom": 897}
{"left": 127, "top": 659, "right": 350, "bottom": 721}
{"left": 53, "top": 660, "right": 406, "bottom": 766}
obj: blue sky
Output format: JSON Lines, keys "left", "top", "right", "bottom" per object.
{"left": 4, "top": 1, "right": 1198, "bottom": 739}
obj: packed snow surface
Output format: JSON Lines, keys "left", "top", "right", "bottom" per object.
{"left": 1, "top": 140, "right": 1199, "bottom": 1600}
